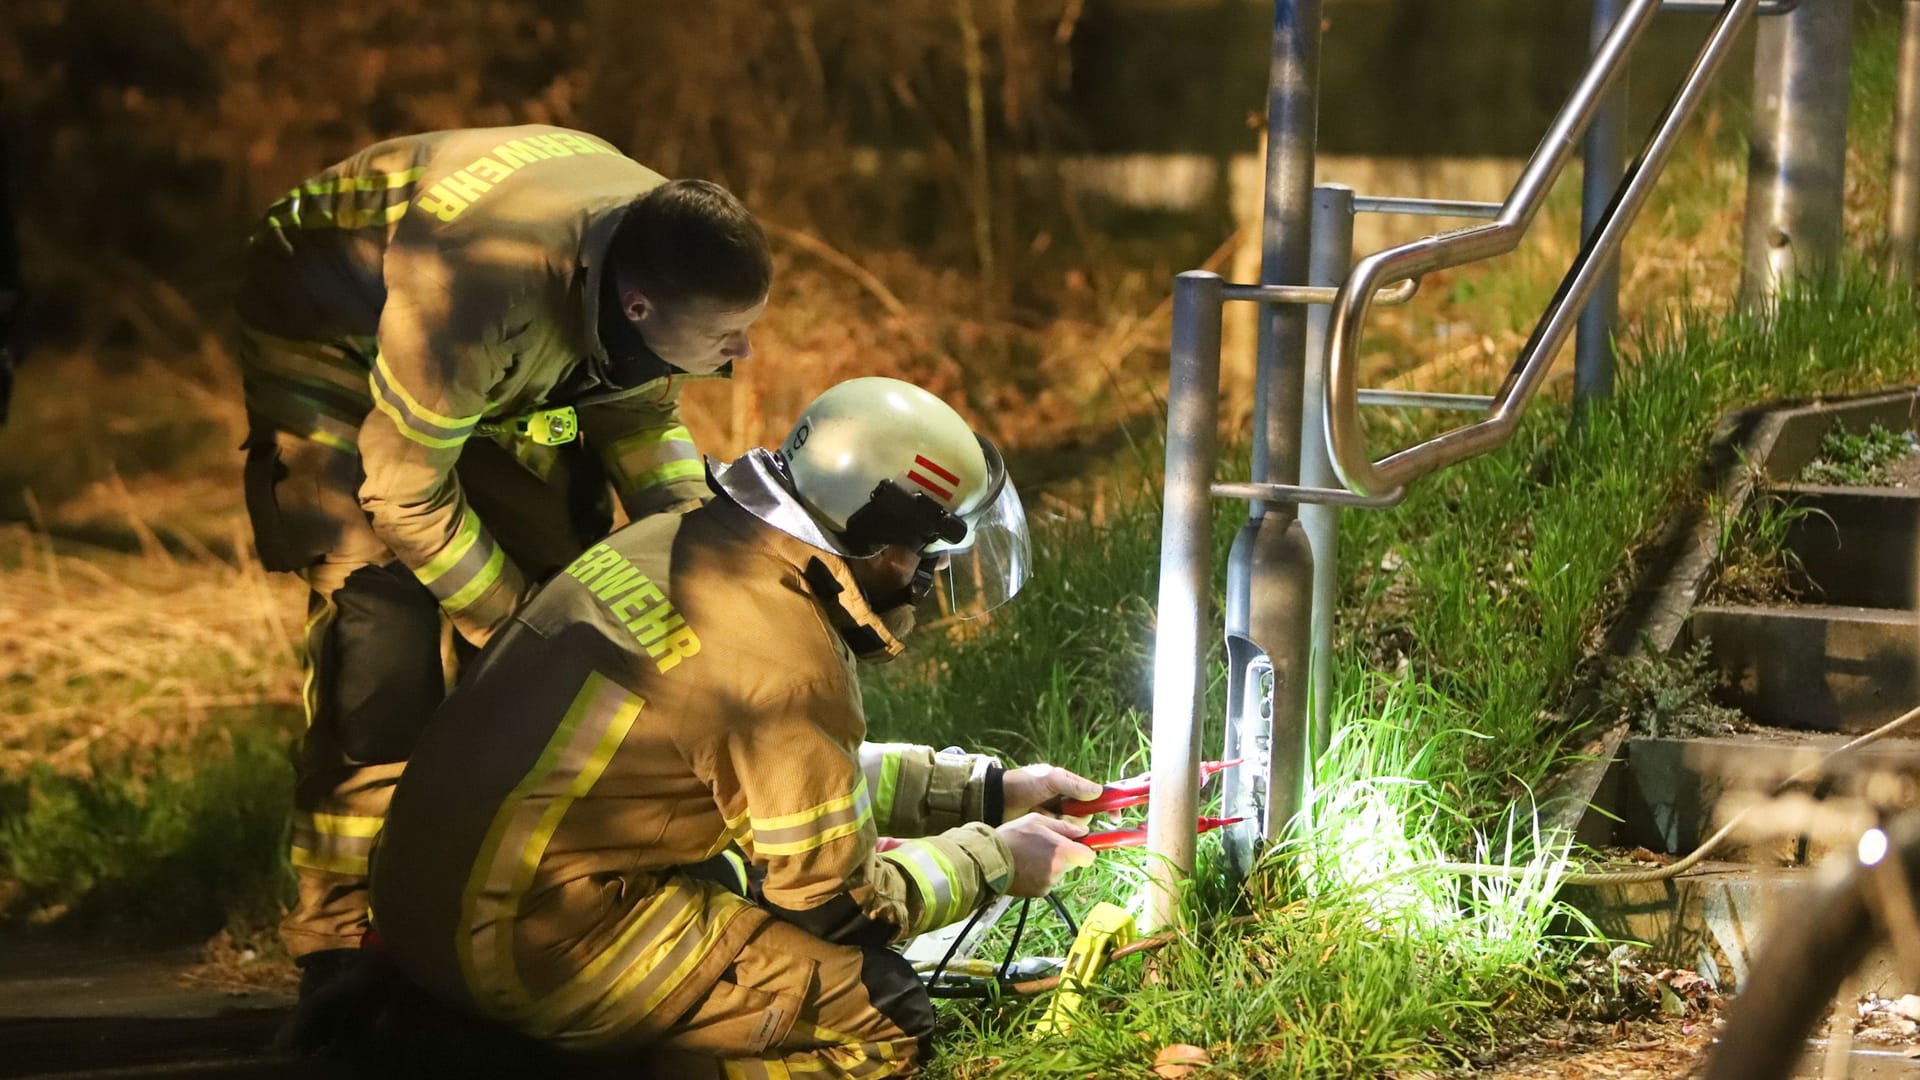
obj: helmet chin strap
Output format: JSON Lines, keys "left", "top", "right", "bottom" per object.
{"left": 864, "top": 556, "right": 940, "bottom": 614}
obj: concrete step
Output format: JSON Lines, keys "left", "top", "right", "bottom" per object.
{"left": 1604, "top": 732, "right": 1920, "bottom": 863}
{"left": 1778, "top": 485, "right": 1920, "bottom": 610}
{"left": 1682, "top": 604, "right": 1919, "bottom": 733}
{"left": 1564, "top": 862, "right": 1907, "bottom": 994}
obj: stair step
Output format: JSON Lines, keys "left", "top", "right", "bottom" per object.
{"left": 1682, "top": 604, "right": 1919, "bottom": 733}
{"left": 1565, "top": 860, "right": 1920, "bottom": 997}
{"left": 1776, "top": 485, "right": 1920, "bottom": 610}
{"left": 1609, "top": 732, "right": 1920, "bottom": 861}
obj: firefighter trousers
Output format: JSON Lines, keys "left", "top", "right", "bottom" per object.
{"left": 246, "top": 419, "right": 610, "bottom": 958}
{"left": 643, "top": 915, "right": 936, "bottom": 1080}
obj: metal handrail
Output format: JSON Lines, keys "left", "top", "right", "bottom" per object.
{"left": 1662, "top": 0, "right": 1799, "bottom": 12}
{"left": 1351, "top": 196, "right": 1503, "bottom": 219}
{"left": 1223, "top": 276, "right": 1420, "bottom": 307}
{"left": 1323, "top": 0, "right": 1762, "bottom": 497}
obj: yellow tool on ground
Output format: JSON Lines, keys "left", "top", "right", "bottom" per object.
{"left": 1031, "top": 901, "right": 1136, "bottom": 1038}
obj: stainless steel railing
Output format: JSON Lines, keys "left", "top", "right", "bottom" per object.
{"left": 1322, "top": 0, "right": 1763, "bottom": 496}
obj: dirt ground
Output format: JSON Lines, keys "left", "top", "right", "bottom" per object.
{"left": 1469, "top": 1015, "right": 1717, "bottom": 1079}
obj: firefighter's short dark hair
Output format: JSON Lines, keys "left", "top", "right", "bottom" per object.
{"left": 612, "top": 179, "right": 771, "bottom": 307}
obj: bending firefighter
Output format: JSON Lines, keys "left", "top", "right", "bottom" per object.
{"left": 232, "top": 124, "right": 770, "bottom": 981}
{"left": 367, "top": 377, "right": 1100, "bottom": 1078}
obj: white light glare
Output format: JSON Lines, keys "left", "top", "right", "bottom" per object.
{"left": 1859, "top": 827, "right": 1890, "bottom": 867}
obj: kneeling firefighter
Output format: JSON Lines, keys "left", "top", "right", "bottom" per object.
{"left": 364, "top": 376, "right": 1101, "bottom": 1077}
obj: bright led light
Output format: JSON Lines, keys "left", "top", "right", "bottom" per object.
{"left": 1859, "top": 827, "right": 1890, "bottom": 867}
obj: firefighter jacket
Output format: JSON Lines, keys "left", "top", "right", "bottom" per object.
{"left": 234, "top": 125, "right": 717, "bottom": 644}
{"left": 368, "top": 468, "right": 1014, "bottom": 1047}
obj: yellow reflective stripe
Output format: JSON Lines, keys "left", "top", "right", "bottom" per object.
{"left": 368, "top": 351, "right": 482, "bottom": 440}
{"left": 289, "top": 809, "right": 384, "bottom": 878}
{"left": 750, "top": 780, "right": 871, "bottom": 855}
{"left": 439, "top": 544, "right": 505, "bottom": 614}
{"left": 753, "top": 804, "right": 870, "bottom": 856}
{"left": 457, "top": 673, "right": 642, "bottom": 1014}
{"left": 609, "top": 423, "right": 694, "bottom": 455}
{"left": 873, "top": 751, "right": 903, "bottom": 834}
{"left": 371, "top": 387, "right": 469, "bottom": 449}
{"left": 594, "top": 891, "right": 742, "bottom": 1035}
{"left": 309, "top": 812, "right": 385, "bottom": 839}
{"left": 290, "top": 845, "right": 369, "bottom": 877}
{"left": 300, "top": 598, "right": 333, "bottom": 729}
{"left": 752, "top": 779, "right": 867, "bottom": 832}
{"left": 309, "top": 428, "right": 360, "bottom": 455}
{"left": 632, "top": 458, "right": 706, "bottom": 491}
{"left": 529, "top": 884, "right": 714, "bottom": 1036}
{"left": 418, "top": 508, "right": 483, "bottom": 586}
{"left": 239, "top": 328, "right": 371, "bottom": 395}
{"left": 296, "top": 167, "right": 426, "bottom": 197}
{"left": 609, "top": 424, "right": 700, "bottom": 493}
{"left": 329, "top": 202, "right": 411, "bottom": 230}
{"left": 267, "top": 168, "right": 425, "bottom": 232}
{"left": 882, "top": 840, "right": 962, "bottom": 931}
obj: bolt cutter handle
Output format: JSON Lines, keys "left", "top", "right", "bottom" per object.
{"left": 1056, "top": 758, "right": 1243, "bottom": 816}
{"left": 1081, "top": 816, "right": 1244, "bottom": 851}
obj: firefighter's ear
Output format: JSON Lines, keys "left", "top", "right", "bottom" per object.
{"left": 621, "top": 286, "right": 653, "bottom": 326}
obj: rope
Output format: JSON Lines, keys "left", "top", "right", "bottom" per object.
{"left": 1433, "top": 702, "right": 1920, "bottom": 886}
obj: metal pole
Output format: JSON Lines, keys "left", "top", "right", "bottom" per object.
{"left": 1740, "top": 0, "right": 1854, "bottom": 308}
{"left": 1890, "top": 0, "right": 1920, "bottom": 276}
{"left": 1577, "top": 0, "right": 1626, "bottom": 411}
{"left": 1145, "top": 271, "right": 1223, "bottom": 933}
{"left": 1299, "top": 184, "right": 1354, "bottom": 774}
{"left": 1220, "top": 0, "right": 1322, "bottom": 877}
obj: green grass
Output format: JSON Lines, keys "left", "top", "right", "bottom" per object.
{"left": 881, "top": 266, "right": 1917, "bottom": 1076}
{"left": 1800, "top": 423, "right": 1919, "bottom": 485}
{"left": 0, "top": 718, "right": 294, "bottom": 939}
{"left": 0, "top": 7, "right": 1913, "bottom": 1073}
{"left": 862, "top": 252, "right": 1920, "bottom": 1074}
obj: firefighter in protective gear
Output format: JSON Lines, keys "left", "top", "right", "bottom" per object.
{"left": 232, "top": 124, "right": 771, "bottom": 975}
{"left": 368, "top": 377, "right": 1099, "bottom": 1078}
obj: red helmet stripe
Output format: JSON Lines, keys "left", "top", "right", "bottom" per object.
{"left": 913, "top": 454, "right": 961, "bottom": 486}
{"left": 906, "top": 470, "right": 954, "bottom": 500}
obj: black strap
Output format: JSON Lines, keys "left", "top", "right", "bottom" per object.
{"left": 803, "top": 558, "right": 888, "bottom": 657}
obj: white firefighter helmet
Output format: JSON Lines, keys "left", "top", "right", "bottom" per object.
{"left": 761, "top": 376, "right": 1031, "bottom": 616}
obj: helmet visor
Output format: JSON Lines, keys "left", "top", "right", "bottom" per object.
{"left": 927, "top": 475, "right": 1031, "bottom": 619}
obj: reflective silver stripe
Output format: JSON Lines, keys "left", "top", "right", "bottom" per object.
{"left": 752, "top": 782, "right": 872, "bottom": 855}
{"left": 860, "top": 744, "right": 908, "bottom": 834}
{"left": 881, "top": 840, "right": 960, "bottom": 931}
{"left": 368, "top": 356, "right": 479, "bottom": 449}
{"left": 461, "top": 673, "right": 641, "bottom": 1016}
{"left": 521, "top": 882, "right": 701, "bottom": 1035}
{"left": 582, "top": 889, "right": 744, "bottom": 1042}
{"left": 422, "top": 526, "right": 502, "bottom": 605}
{"left": 239, "top": 329, "right": 372, "bottom": 397}
{"left": 608, "top": 424, "right": 700, "bottom": 492}
{"left": 289, "top": 811, "right": 384, "bottom": 877}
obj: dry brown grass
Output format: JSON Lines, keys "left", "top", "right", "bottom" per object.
{"left": 0, "top": 523, "right": 304, "bottom": 782}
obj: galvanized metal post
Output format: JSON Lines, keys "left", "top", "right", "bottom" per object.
{"left": 1219, "top": 0, "right": 1322, "bottom": 878}
{"left": 1740, "top": 0, "right": 1854, "bottom": 308}
{"left": 1145, "top": 271, "right": 1223, "bottom": 932}
{"left": 1298, "top": 184, "right": 1354, "bottom": 769}
{"left": 1890, "top": 0, "right": 1920, "bottom": 275}
{"left": 1577, "top": 0, "right": 1626, "bottom": 410}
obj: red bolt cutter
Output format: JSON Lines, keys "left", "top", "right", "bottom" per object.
{"left": 1082, "top": 815, "right": 1244, "bottom": 851}
{"left": 1056, "top": 758, "right": 1243, "bottom": 816}
{"left": 1052, "top": 758, "right": 1245, "bottom": 852}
